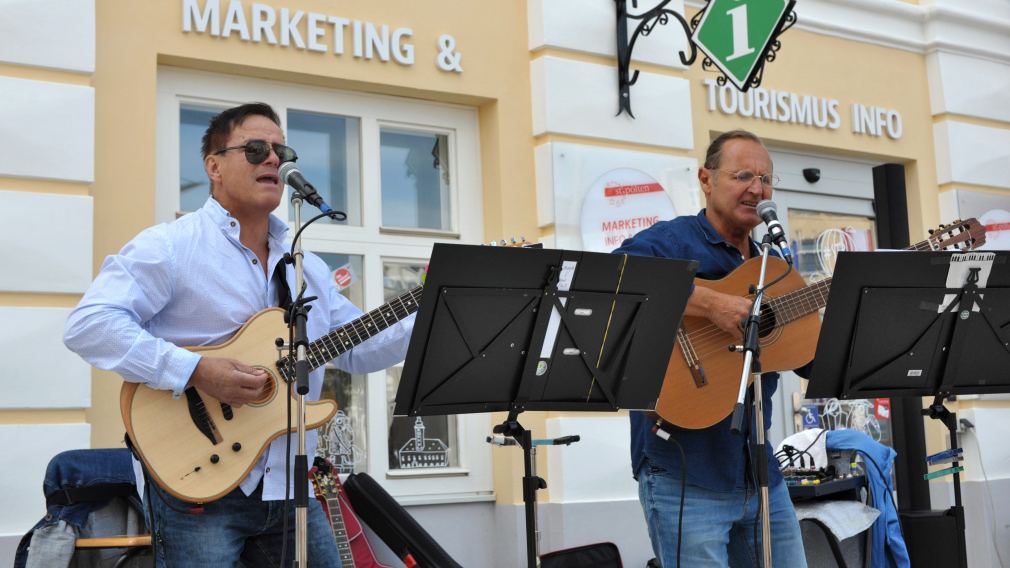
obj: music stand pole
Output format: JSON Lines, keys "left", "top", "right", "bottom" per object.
{"left": 730, "top": 235, "right": 775, "bottom": 567}
{"left": 290, "top": 194, "right": 310, "bottom": 567}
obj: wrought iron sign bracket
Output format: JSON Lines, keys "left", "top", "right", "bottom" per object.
{"left": 616, "top": 0, "right": 697, "bottom": 118}
{"left": 616, "top": 0, "right": 797, "bottom": 118}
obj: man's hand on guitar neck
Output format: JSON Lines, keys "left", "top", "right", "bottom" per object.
{"left": 187, "top": 356, "right": 269, "bottom": 407}
{"left": 684, "top": 286, "right": 752, "bottom": 336}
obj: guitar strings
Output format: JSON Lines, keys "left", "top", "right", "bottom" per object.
{"left": 673, "top": 233, "right": 952, "bottom": 361}
{"left": 280, "top": 286, "right": 422, "bottom": 374}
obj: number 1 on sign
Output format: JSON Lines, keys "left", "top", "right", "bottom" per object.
{"left": 726, "top": 4, "right": 756, "bottom": 62}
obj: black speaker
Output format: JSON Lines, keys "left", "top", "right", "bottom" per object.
{"left": 342, "top": 472, "right": 462, "bottom": 568}
{"left": 900, "top": 509, "right": 965, "bottom": 567}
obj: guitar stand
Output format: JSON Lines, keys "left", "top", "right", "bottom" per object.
{"left": 489, "top": 412, "right": 580, "bottom": 568}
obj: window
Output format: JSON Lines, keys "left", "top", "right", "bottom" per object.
{"left": 157, "top": 68, "right": 489, "bottom": 500}
{"left": 178, "top": 105, "right": 221, "bottom": 215}
{"left": 380, "top": 128, "right": 452, "bottom": 231}
{"left": 287, "top": 111, "right": 361, "bottom": 226}
{"left": 380, "top": 260, "right": 460, "bottom": 471}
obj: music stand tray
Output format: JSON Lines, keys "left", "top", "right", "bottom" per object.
{"left": 806, "top": 250, "right": 1010, "bottom": 568}
{"left": 394, "top": 243, "right": 697, "bottom": 417}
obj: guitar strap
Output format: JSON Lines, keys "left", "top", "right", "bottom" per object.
{"left": 272, "top": 259, "right": 293, "bottom": 311}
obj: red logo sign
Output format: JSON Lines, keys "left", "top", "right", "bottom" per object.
{"left": 603, "top": 182, "right": 664, "bottom": 198}
{"left": 333, "top": 267, "right": 353, "bottom": 289}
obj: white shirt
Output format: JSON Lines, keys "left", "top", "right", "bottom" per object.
{"left": 65, "top": 197, "right": 414, "bottom": 500}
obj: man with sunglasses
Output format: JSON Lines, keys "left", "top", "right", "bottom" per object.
{"left": 614, "top": 130, "right": 808, "bottom": 567}
{"left": 64, "top": 103, "right": 413, "bottom": 566}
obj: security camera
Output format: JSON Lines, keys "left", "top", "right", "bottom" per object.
{"left": 802, "top": 168, "right": 821, "bottom": 183}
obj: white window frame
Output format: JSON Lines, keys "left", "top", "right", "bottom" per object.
{"left": 156, "top": 67, "right": 491, "bottom": 502}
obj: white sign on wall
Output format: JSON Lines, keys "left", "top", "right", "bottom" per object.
{"left": 703, "top": 79, "right": 903, "bottom": 139}
{"left": 181, "top": 0, "right": 463, "bottom": 72}
{"left": 580, "top": 168, "right": 676, "bottom": 251}
{"left": 540, "top": 142, "right": 699, "bottom": 253}
{"left": 941, "top": 189, "right": 1010, "bottom": 251}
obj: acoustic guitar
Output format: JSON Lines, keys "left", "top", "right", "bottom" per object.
{"left": 655, "top": 219, "right": 987, "bottom": 430}
{"left": 311, "top": 456, "right": 392, "bottom": 568}
{"left": 121, "top": 285, "right": 421, "bottom": 503}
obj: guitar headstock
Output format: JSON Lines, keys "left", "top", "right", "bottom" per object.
{"left": 311, "top": 456, "right": 340, "bottom": 500}
{"left": 485, "top": 236, "right": 543, "bottom": 249}
{"left": 924, "top": 218, "right": 986, "bottom": 252}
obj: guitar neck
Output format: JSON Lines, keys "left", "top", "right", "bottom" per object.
{"left": 767, "top": 277, "right": 832, "bottom": 325}
{"left": 767, "top": 233, "right": 942, "bottom": 325}
{"left": 282, "top": 286, "right": 423, "bottom": 377}
{"left": 326, "top": 495, "right": 356, "bottom": 568}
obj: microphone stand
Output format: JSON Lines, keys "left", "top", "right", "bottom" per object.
{"left": 289, "top": 191, "right": 311, "bottom": 568}
{"left": 729, "top": 233, "right": 774, "bottom": 568}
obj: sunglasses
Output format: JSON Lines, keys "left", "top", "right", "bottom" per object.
{"left": 214, "top": 139, "right": 298, "bottom": 165}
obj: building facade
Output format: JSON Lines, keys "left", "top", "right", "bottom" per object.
{"left": 1, "top": 0, "right": 1008, "bottom": 565}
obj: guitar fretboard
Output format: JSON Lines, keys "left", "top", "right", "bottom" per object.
{"left": 765, "top": 232, "right": 958, "bottom": 326}
{"left": 280, "top": 286, "right": 422, "bottom": 378}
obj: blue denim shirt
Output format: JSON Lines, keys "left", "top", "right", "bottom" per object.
{"left": 614, "top": 210, "right": 784, "bottom": 492}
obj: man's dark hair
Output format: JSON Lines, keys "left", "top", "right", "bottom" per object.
{"left": 201, "top": 103, "right": 281, "bottom": 194}
{"left": 201, "top": 102, "right": 281, "bottom": 159}
{"left": 703, "top": 129, "right": 764, "bottom": 170}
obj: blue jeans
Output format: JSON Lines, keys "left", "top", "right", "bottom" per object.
{"left": 638, "top": 460, "right": 806, "bottom": 568}
{"left": 145, "top": 481, "right": 341, "bottom": 567}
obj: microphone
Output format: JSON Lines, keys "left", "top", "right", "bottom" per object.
{"left": 756, "top": 200, "right": 793, "bottom": 263}
{"left": 278, "top": 161, "right": 332, "bottom": 214}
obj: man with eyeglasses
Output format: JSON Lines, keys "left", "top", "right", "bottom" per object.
{"left": 64, "top": 102, "right": 413, "bottom": 566}
{"left": 614, "top": 130, "right": 807, "bottom": 567}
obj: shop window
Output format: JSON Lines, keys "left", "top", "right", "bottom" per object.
{"left": 286, "top": 110, "right": 361, "bottom": 226}
{"left": 380, "top": 128, "right": 452, "bottom": 232}
{"left": 179, "top": 104, "right": 222, "bottom": 215}
{"left": 315, "top": 253, "right": 368, "bottom": 473}
{"left": 379, "top": 260, "right": 460, "bottom": 471}
{"left": 784, "top": 208, "right": 893, "bottom": 449}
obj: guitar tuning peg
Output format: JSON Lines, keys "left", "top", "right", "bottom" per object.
{"left": 939, "top": 223, "right": 947, "bottom": 229}
{"left": 928, "top": 229, "right": 935, "bottom": 235}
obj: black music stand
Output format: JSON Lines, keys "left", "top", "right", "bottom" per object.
{"left": 806, "top": 250, "right": 1010, "bottom": 568}
{"left": 394, "top": 243, "right": 696, "bottom": 567}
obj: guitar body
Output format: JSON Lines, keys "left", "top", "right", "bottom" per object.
{"left": 655, "top": 256, "right": 820, "bottom": 429}
{"left": 121, "top": 307, "right": 337, "bottom": 503}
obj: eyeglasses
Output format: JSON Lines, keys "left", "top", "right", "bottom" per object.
{"left": 214, "top": 140, "right": 297, "bottom": 165}
{"left": 713, "top": 169, "right": 779, "bottom": 189}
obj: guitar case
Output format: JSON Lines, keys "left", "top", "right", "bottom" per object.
{"left": 342, "top": 472, "right": 462, "bottom": 568}
{"left": 540, "top": 542, "right": 623, "bottom": 568}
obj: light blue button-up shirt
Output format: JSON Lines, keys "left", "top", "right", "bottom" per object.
{"left": 65, "top": 198, "right": 414, "bottom": 500}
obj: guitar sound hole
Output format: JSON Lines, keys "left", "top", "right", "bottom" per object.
{"left": 757, "top": 304, "right": 778, "bottom": 338}
{"left": 248, "top": 371, "right": 277, "bottom": 407}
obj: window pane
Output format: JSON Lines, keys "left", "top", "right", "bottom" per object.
{"left": 316, "top": 253, "right": 364, "bottom": 308}
{"left": 380, "top": 129, "right": 451, "bottom": 231}
{"left": 787, "top": 210, "right": 893, "bottom": 453}
{"left": 317, "top": 370, "right": 369, "bottom": 474}
{"left": 314, "top": 253, "right": 368, "bottom": 473}
{"left": 381, "top": 259, "right": 457, "bottom": 471}
{"left": 287, "top": 110, "right": 361, "bottom": 226}
{"left": 787, "top": 209, "right": 876, "bottom": 285}
{"left": 383, "top": 260, "right": 426, "bottom": 300}
{"left": 386, "top": 367, "right": 459, "bottom": 470}
{"left": 179, "top": 105, "right": 220, "bottom": 214}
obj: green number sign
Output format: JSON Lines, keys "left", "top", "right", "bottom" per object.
{"left": 692, "top": 0, "right": 793, "bottom": 90}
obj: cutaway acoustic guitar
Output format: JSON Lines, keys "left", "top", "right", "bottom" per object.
{"left": 656, "top": 219, "right": 986, "bottom": 429}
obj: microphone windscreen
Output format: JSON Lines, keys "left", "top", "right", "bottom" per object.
{"left": 756, "top": 200, "right": 778, "bottom": 219}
